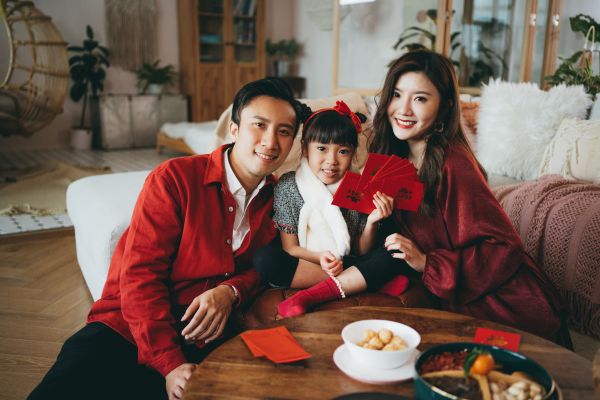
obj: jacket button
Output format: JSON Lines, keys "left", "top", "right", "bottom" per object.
{"left": 228, "top": 206, "right": 234, "bottom": 212}
{"left": 226, "top": 239, "right": 232, "bottom": 245}
{"left": 224, "top": 272, "right": 231, "bottom": 278}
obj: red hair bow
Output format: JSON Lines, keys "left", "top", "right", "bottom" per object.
{"left": 304, "top": 100, "right": 363, "bottom": 134}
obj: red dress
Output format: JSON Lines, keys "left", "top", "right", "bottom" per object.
{"left": 395, "top": 145, "right": 562, "bottom": 340}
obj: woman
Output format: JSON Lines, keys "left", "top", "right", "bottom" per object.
{"left": 370, "top": 50, "right": 570, "bottom": 346}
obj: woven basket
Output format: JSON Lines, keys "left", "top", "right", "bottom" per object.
{"left": 0, "top": 0, "right": 69, "bottom": 137}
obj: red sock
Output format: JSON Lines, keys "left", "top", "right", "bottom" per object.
{"left": 277, "top": 277, "right": 343, "bottom": 318}
{"left": 378, "top": 274, "right": 409, "bottom": 297}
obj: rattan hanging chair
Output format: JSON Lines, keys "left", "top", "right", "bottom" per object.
{"left": 0, "top": 0, "right": 69, "bottom": 137}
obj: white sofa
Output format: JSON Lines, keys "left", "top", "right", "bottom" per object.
{"left": 67, "top": 91, "right": 522, "bottom": 301}
{"left": 67, "top": 170, "right": 149, "bottom": 300}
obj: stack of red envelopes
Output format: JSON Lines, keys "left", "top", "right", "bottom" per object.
{"left": 240, "top": 326, "right": 312, "bottom": 363}
{"left": 332, "top": 153, "right": 424, "bottom": 214}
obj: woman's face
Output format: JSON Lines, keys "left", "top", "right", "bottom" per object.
{"left": 386, "top": 71, "right": 441, "bottom": 143}
{"left": 305, "top": 141, "right": 354, "bottom": 185}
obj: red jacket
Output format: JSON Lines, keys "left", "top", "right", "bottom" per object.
{"left": 87, "top": 144, "right": 277, "bottom": 376}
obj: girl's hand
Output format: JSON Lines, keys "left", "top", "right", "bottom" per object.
{"left": 366, "top": 191, "right": 394, "bottom": 226}
{"left": 384, "top": 233, "right": 426, "bottom": 272}
{"left": 320, "top": 251, "right": 343, "bottom": 277}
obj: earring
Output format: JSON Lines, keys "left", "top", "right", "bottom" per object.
{"left": 434, "top": 121, "right": 444, "bottom": 132}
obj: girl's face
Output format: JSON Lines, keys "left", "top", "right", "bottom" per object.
{"left": 305, "top": 141, "right": 354, "bottom": 185}
{"left": 387, "top": 71, "right": 441, "bottom": 143}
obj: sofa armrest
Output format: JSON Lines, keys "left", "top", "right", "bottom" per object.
{"left": 66, "top": 170, "right": 150, "bottom": 300}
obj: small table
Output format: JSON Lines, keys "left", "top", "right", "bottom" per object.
{"left": 182, "top": 307, "right": 593, "bottom": 399}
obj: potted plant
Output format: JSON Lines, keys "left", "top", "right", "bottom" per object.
{"left": 68, "top": 25, "right": 109, "bottom": 149}
{"left": 393, "top": 9, "right": 508, "bottom": 87}
{"left": 135, "top": 60, "right": 177, "bottom": 94}
{"left": 266, "top": 39, "right": 301, "bottom": 77}
{"left": 544, "top": 14, "right": 600, "bottom": 101}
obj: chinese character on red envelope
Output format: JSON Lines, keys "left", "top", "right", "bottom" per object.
{"left": 332, "top": 153, "right": 424, "bottom": 213}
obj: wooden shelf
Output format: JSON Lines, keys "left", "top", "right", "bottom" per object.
{"left": 179, "top": 0, "right": 265, "bottom": 122}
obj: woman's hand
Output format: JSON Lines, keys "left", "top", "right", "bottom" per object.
{"left": 320, "top": 251, "right": 343, "bottom": 277}
{"left": 180, "top": 285, "right": 235, "bottom": 343}
{"left": 384, "top": 233, "right": 426, "bottom": 272}
{"left": 165, "top": 363, "right": 195, "bottom": 400}
{"left": 366, "top": 192, "right": 395, "bottom": 226}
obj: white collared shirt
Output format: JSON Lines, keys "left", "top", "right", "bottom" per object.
{"left": 223, "top": 149, "right": 266, "bottom": 252}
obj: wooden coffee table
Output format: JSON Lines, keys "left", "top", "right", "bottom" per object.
{"left": 182, "top": 306, "right": 594, "bottom": 399}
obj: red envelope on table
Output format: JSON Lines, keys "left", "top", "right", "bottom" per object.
{"left": 473, "top": 327, "right": 521, "bottom": 352}
{"left": 332, "top": 153, "right": 424, "bottom": 214}
{"left": 241, "top": 326, "right": 312, "bottom": 363}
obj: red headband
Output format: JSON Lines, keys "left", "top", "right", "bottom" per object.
{"left": 304, "top": 100, "right": 363, "bottom": 134}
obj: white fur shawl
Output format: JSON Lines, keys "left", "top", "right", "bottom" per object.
{"left": 295, "top": 159, "right": 351, "bottom": 259}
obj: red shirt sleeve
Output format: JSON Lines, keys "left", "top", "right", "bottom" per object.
{"left": 120, "top": 166, "right": 187, "bottom": 377}
{"left": 422, "top": 147, "right": 525, "bottom": 306}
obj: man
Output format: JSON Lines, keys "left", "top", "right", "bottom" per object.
{"left": 29, "top": 78, "right": 303, "bottom": 400}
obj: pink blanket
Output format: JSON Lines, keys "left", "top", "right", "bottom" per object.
{"left": 493, "top": 174, "right": 600, "bottom": 337}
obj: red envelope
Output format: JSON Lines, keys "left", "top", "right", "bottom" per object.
{"left": 473, "top": 327, "right": 521, "bottom": 352}
{"left": 331, "top": 172, "right": 373, "bottom": 214}
{"left": 358, "top": 153, "right": 390, "bottom": 190}
{"left": 333, "top": 153, "right": 424, "bottom": 214}
{"left": 240, "top": 326, "right": 312, "bottom": 363}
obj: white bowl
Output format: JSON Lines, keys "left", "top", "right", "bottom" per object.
{"left": 341, "top": 319, "right": 421, "bottom": 370}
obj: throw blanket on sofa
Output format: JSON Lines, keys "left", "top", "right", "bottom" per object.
{"left": 492, "top": 174, "right": 600, "bottom": 338}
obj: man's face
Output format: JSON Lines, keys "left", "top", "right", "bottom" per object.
{"left": 229, "top": 96, "right": 296, "bottom": 189}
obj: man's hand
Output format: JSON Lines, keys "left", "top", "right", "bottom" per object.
{"left": 384, "top": 233, "right": 426, "bottom": 272}
{"left": 180, "top": 285, "right": 235, "bottom": 343}
{"left": 165, "top": 363, "right": 195, "bottom": 400}
{"left": 366, "top": 191, "right": 394, "bottom": 226}
{"left": 320, "top": 251, "right": 343, "bottom": 277}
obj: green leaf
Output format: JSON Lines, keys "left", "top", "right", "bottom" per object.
{"left": 70, "top": 64, "right": 85, "bottom": 80}
{"left": 86, "top": 25, "right": 94, "bottom": 39}
{"left": 67, "top": 45, "right": 84, "bottom": 52}
{"left": 84, "top": 39, "right": 98, "bottom": 51}
{"left": 69, "top": 55, "right": 83, "bottom": 66}
{"left": 70, "top": 82, "right": 87, "bottom": 102}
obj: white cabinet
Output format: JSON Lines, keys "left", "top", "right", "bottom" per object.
{"left": 93, "top": 94, "right": 187, "bottom": 150}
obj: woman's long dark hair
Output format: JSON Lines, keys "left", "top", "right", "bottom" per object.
{"left": 369, "top": 50, "right": 486, "bottom": 216}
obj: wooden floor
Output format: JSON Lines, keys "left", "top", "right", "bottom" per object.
{"left": 0, "top": 230, "right": 92, "bottom": 400}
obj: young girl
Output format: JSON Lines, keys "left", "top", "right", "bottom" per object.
{"left": 254, "top": 100, "right": 409, "bottom": 318}
{"left": 370, "top": 50, "right": 570, "bottom": 345}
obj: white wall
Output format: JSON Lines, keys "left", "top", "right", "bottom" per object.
{"left": 0, "top": 0, "right": 178, "bottom": 151}
{"left": 294, "top": 0, "right": 334, "bottom": 99}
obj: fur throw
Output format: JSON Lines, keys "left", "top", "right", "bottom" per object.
{"left": 477, "top": 80, "right": 592, "bottom": 180}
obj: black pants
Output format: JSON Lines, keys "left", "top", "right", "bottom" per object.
{"left": 253, "top": 244, "right": 411, "bottom": 291}
{"left": 28, "top": 322, "right": 219, "bottom": 400}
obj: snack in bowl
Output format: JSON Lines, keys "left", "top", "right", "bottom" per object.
{"left": 414, "top": 343, "right": 555, "bottom": 400}
{"left": 357, "top": 328, "right": 408, "bottom": 351}
{"left": 341, "top": 319, "right": 420, "bottom": 370}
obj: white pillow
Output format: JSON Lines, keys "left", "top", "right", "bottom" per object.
{"left": 539, "top": 118, "right": 600, "bottom": 183}
{"left": 476, "top": 80, "right": 592, "bottom": 180}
